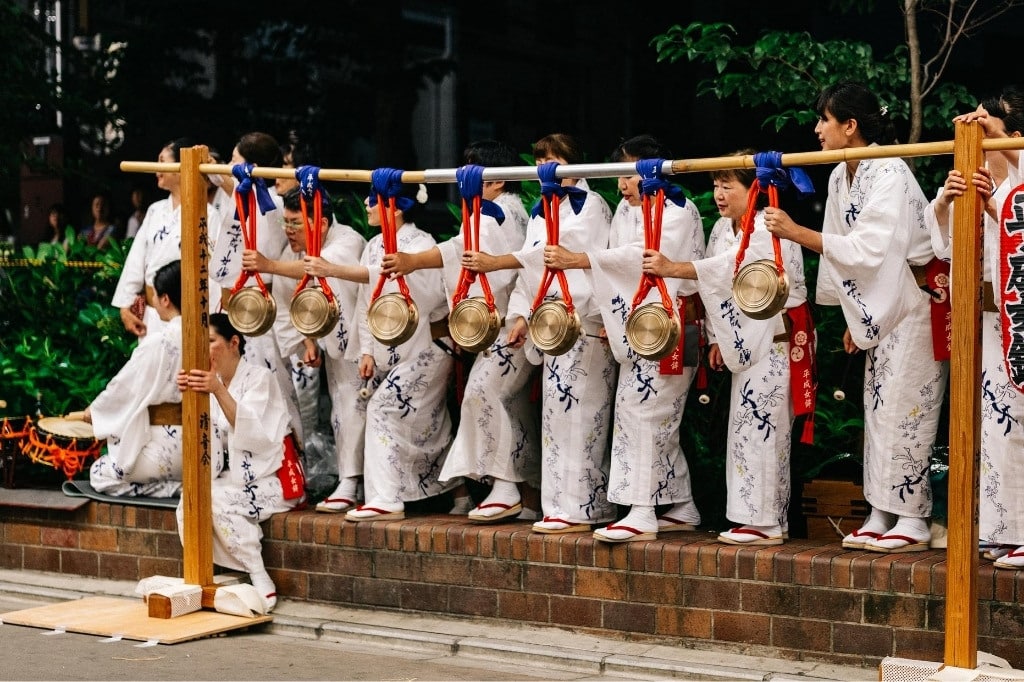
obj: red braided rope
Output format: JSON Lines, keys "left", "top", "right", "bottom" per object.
{"left": 733, "top": 181, "right": 785, "bottom": 278}
{"left": 293, "top": 189, "right": 337, "bottom": 303}
{"left": 530, "top": 195, "right": 575, "bottom": 314}
{"left": 228, "top": 190, "right": 272, "bottom": 299}
{"left": 370, "top": 195, "right": 414, "bottom": 304}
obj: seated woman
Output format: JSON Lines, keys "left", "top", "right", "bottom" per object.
{"left": 175, "top": 313, "right": 304, "bottom": 614}
{"left": 86, "top": 259, "right": 185, "bottom": 497}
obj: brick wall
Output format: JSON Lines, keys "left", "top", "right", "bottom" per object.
{"left": 3, "top": 503, "right": 1023, "bottom": 669}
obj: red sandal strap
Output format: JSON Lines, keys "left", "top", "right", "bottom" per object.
{"left": 728, "top": 527, "right": 771, "bottom": 539}
{"left": 875, "top": 533, "right": 922, "bottom": 544}
{"left": 476, "top": 502, "right": 517, "bottom": 511}
{"left": 605, "top": 524, "right": 647, "bottom": 534}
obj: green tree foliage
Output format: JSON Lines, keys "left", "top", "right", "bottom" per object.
{"left": 651, "top": 23, "right": 916, "bottom": 134}
{"left": 651, "top": 2, "right": 1023, "bottom": 185}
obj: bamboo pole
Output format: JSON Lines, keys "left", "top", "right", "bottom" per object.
{"left": 944, "top": 122, "right": 984, "bottom": 669}
{"left": 178, "top": 146, "right": 214, "bottom": 589}
{"left": 119, "top": 137, "right": 1024, "bottom": 182}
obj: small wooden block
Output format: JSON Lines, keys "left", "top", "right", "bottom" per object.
{"left": 148, "top": 594, "right": 174, "bottom": 619}
{"left": 146, "top": 584, "right": 203, "bottom": 619}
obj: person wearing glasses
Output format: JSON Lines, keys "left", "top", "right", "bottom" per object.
{"left": 242, "top": 187, "right": 368, "bottom": 514}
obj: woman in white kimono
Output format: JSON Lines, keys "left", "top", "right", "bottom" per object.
{"left": 463, "top": 133, "right": 617, "bottom": 534}
{"left": 381, "top": 140, "right": 539, "bottom": 523}
{"left": 545, "top": 135, "right": 705, "bottom": 542}
{"left": 87, "top": 260, "right": 185, "bottom": 497}
{"left": 243, "top": 185, "right": 368, "bottom": 514}
{"left": 767, "top": 81, "right": 948, "bottom": 553}
{"left": 929, "top": 88, "right": 1024, "bottom": 568}
{"left": 112, "top": 139, "right": 222, "bottom": 340}
{"left": 176, "top": 313, "right": 303, "bottom": 614}
{"left": 644, "top": 153, "right": 812, "bottom": 545}
{"left": 304, "top": 172, "right": 459, "bottom": 521}
{"left": 209, "top": 132, "right": 305, "bottom": 445}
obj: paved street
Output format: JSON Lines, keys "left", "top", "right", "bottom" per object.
{"left": 0, "top": 591, "right": 572, "bottom": 682}
{"left": 0, "top": 569, "right": 872, "bottom": 681}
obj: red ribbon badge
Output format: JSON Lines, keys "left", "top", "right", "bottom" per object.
{"left": 277, "top": 432, "right": 306, "bottom": 501}
{"left": 784, "top": 302, "right": 817, "bottom": 444}
{"left": 924, "top": 258, "right": 952, "bottom": 362}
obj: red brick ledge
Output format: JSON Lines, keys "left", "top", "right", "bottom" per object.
{"left": 2, "top": 502, "right": 1022, "bottom": 669}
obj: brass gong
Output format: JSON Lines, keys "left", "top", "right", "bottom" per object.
{"left": 227, "top": 287, "right": 277, "bottom": 336}
{"left": 368, "top": 292, "right": 419, "bottom": 346}
{"left": 528, "top": 300, "right": 581, "bottom": 356}
{"left": 290, "top": 287, "right": 340, "bottom": 339}
{"left": 733, "top": 259, "right": 789, "bottom": 320}
{"left": 625, "top": 303, "right": 682, "bottom": 361}
{"left": 449, "top": 297, "right": 501, "bottom": 353}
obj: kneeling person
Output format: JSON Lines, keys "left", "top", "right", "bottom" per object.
{"left": 176, "top": 313, "right": 305, "bottom": 613}
{"left": 87, "top": 259, "right": 185, "bottom": 498}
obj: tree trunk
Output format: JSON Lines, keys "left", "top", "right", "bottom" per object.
{"left": 904, "top": 0, "right": 923, "bottom": 145}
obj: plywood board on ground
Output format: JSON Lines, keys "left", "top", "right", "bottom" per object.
{"left": 0, "top": 596, "right": 270, "bottom": 644}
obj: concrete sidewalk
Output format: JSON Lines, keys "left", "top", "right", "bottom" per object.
{"left": 0, "top": 568, "right": 872, "bottom": 681}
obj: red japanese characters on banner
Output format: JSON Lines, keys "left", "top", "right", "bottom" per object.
{"left": 999, "top": 183, "right": 1024, "bottom": 393}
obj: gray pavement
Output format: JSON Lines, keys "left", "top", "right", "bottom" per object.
{"left": 0, "top": 568, "right": 873, "bottom": 681}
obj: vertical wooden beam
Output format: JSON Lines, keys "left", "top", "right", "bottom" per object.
{"left": 944, "top": 121, "right": 984, "bottom": 668}
{"left": 179, "top": 145, "right": 214, "bottom": 588}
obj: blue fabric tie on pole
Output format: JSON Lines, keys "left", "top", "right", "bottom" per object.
{"left": 530, "top": 161, "right": 588, "bottom": 218}
{"left": 296, "top": 165, "right": 331, "bottom": 211}
{"left": 456, "top": 164, "right": 505, "bottom": 224}
{"left": 635, "top": 158, "right": 687, "bottom": 207}
{"left": 231, "top": 163, "right": 277, "bottom": 220}
{"left": 367, "top": 168, "right": 415, "bottom": 213}
{"left": 752, "top": 151, "right": 814, "bottom": 198}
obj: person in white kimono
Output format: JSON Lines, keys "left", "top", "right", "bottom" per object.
{"left": 929, "top": 89, "right": 1024, "bottom": 568}
{"left": 209, "top": 132, "right": 306, "bottom": 445}
{"left": 243, "top": 186, "right": 368, "bottom": 515}
{"left": 545, "top": 135, "right": 705, "bottom": 542}
{"left": 381, "top": 140, "right": 540, "bottom": 523}
{"left": 766, "top": 81, "right": 948, "bottom": 553}
{"left": 304, "top": 172, "right": 459, "bottom": 521}
{"left": 463, "top": 133, "right": 617, "bottom": 534}
{"left": 644, "top": 153, "right": 813, "bottom": 545}
{"left": 271, "top": 136, "right": 326, "bottom": 442}
{"left": 112, "top": 138, "right": 222, "bottom": 340}
{"left": 176, "top": 313, "right": 303, "bottom": 614}
{"left": 87, "top": 260, "right": 185, "bottom": 497}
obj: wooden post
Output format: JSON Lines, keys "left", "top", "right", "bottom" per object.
{"left": 178, "top": 146, "right": 214, "bottom": 588}
{"left": 943, "top": 121, "right": 984, "bottom": 668}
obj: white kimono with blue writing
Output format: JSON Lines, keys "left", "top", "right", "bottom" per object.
{"left": 819, "top": 155, "right": 947, "bottom": 518}
{"left": 694, "top": 213, "right": 807, "bottom": 526}
{"left": 111, "top": 197, "right": 220, "bottom": 338}
{"left": 209, "top": 186, "right": 304, "bottom": 443}
{"left": 506, "top": 188, "right": 617, "bottom": 525}
{"left": 174, "top": 359, "right": 300, "bottom": 576}
{"left": 438, "top": 192, "right": 541, "bottom": 487}
{"left": 318, "top": 222, "right": 369, "bottom": 481}
{"left": 588, "top": 196, "right": 704, "bottom": 509}
{"left": 353, "top": 223, "right": 459, "bottom": 506}
{"left": 89, "top": 317, "right": 184, "bottom": 497}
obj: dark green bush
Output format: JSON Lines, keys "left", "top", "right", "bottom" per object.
{"left": 0, "top": 232, "right": 133, "bottom": 418}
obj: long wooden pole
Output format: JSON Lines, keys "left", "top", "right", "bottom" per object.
{"left": 119, "top": 137, "right": 1024, "bottom": 183}
{"left": 178, "top": 146, "right": 214, "bottom": 589}
{"left": 944, "top": 122, "right": 984, "bottom": 668}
